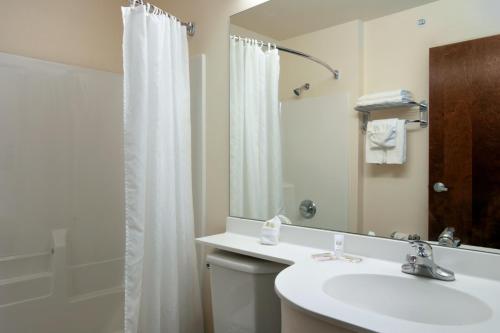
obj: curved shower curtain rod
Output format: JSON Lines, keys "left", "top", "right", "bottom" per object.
{"left": 277, "top": 46, "right": 340, "bottom": 80}
{"left": 231, "top": 35, "right": 340, "bottom": 80}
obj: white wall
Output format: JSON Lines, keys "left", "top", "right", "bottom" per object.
{"left": 362, "top": 0, "right": 500, "bottom": 238}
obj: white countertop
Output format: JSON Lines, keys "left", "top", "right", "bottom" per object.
{"left": 275, "top": 256, "right": 500, "bottom": 333}
{"left": 197, "top": 218, "right": 500, "bottom": 333}
{"left": 197, "top": 232, "right": 318, "bottom": 265}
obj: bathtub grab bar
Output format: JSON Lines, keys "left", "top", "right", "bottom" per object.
{"left": 0, "top": 251, "right": 52, "bottom": 262}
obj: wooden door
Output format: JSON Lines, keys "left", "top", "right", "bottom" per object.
{"left": 429, "top": 34, "right": 500, "bottom": 248}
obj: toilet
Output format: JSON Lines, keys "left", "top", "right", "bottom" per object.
{"left": 207, "top": 250, "right": 288, "bottom": 333}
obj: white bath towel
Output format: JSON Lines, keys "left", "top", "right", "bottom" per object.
{"left": 366, "top": 119, "right": 406, "bottom": 164}
{"left": 358, "top": 89, "right": 413, "bottom": 102}
{"left": 356, "top": 90, "right": 414, "bottom": 108}
{"left": 356, "top": 96, "right": 412, "bottom": 107}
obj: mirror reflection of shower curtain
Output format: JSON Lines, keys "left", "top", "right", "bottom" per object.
{"left": 230, "top": 38, "right": 283, "bottom": 220}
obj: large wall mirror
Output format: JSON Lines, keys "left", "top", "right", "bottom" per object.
{"left": 229, "top": 0, "right": 500, "bottom": 253}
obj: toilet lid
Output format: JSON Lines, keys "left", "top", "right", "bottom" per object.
{"left": 207, "top": 250, "right": 288, "bottom": 274}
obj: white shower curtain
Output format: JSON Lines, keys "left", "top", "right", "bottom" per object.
{"left": 230, "top": 38, "right": 283, "bottom": 221}
{"left": 122, "top": 5, "right": 203, "bottom": 333}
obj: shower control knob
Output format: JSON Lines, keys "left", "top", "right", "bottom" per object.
{"left": 299, "top": 199, "right": 317, "bottom": 219}
{"left": 433, "top": 182, "right": 448, "bottom": 193}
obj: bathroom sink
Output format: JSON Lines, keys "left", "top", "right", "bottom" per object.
{"left": 323, "top": 274, "right": 492, "bottom": 325}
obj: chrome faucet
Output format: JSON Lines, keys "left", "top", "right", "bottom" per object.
{"left": 438, "top": 227, "right": 461, "bottom": 247}
{"left": 401, "top": 240, "right": 455, "bottom": 281}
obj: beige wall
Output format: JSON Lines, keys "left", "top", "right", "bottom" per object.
{"left": 362, "top": 0, "right": 500, "bottom": 238}
{"left": 230, "top": 23, "right": 276, "bottom": 42}
{"left": 0, "top": 0, "right": 124, "bottom": 73}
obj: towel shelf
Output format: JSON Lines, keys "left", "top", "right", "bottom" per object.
{"left": 355, "top": 100, "right": 428, "bottom": 133}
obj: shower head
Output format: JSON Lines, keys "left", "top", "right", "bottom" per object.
{"left": 293, "top": 83, "right": 310, "bottom": 96}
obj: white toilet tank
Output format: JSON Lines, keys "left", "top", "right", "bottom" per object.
{"left": 207, "top": 250, "right": 288, "bottom": 333}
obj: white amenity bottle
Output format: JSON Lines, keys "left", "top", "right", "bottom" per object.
{"left": 334, "top": 234, "right": 344, "bottom": 258}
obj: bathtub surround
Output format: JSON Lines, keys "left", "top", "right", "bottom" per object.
{"left": 122, "top": 5, "right": 202, "bottom": 333}
{"left": 280, "top": 95, "right": 350, "bottom": 230}
{"left": 0, "top": 230, "right": 123, "bottom": 332}
{"left": 0, "top": 52, "right": 123, "bottom": 333}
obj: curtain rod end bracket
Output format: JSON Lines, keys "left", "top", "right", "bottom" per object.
{"left": 185, "top": 22, "right": 196, "bottom": 37}
{"left": 334, "top": 70, "right": 340, "bottom": 80}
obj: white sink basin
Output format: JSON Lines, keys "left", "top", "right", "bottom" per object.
{"left": 323, "top": 274, "right": 492, "bottom": 325}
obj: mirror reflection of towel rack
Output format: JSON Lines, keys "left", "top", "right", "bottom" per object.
{"left": 355, "top": 100, "right": 428, "bottom": 133}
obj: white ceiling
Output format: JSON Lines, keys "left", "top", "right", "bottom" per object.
{"left": 231, "top": 0, "right": 438, "bottom": 40}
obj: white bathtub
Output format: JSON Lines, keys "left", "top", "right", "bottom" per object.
{"left": 0, "top": 229, "right": 124, "bottom": 333}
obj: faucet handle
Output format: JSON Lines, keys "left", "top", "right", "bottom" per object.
{"left": 409, "top": 240, "right": 433, "bottom": 258}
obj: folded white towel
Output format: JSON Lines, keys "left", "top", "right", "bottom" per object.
{"left": 356, "top": 96, "right": 413, "bottom": 107}
{"left": 366, "top": 119, "right": 406, "bottom": 164}
{"left": 358, "top": 90, "right": 413, "bottom": 102}
{"left": 367, "top": 119, "right": 398, "bottom": 149}
{"left": 356, "top": 90, "right": 414, "bottom": 110}
{"left": 260, "top": 215, "right": 282, "bottom": 245}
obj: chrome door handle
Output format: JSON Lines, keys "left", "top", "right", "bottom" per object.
{"left": 433, "top": 182, "right": 448, "bottom": 192}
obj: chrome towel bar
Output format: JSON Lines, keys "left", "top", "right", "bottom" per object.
{"left": 355, "top": 100, "right": 428, "bottom": 133}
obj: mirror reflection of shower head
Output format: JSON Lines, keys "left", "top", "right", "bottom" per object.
{"left": 293, "top": 83, "right": 310, "bottom": 96}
